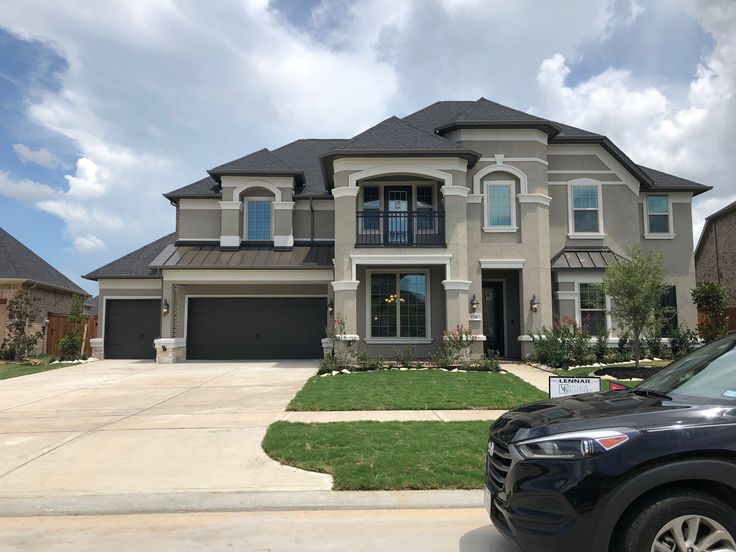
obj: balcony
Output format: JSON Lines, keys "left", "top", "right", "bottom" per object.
{"left": 356, "top": 210, "right": 445, "bottom": 247}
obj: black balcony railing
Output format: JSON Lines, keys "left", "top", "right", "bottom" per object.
{"left": 356, "top": 210, "right": 445, "bottom": 246}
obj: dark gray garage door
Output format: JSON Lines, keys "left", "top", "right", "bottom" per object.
{"left": 104, "top": 299, "right": 160, "bottom": 359}
{"left": 187, "top": 297, "right": 326, "bottom": 360}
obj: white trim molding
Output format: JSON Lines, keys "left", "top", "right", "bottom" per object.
{"left": 273, "top": 235, "right": 294, "bottom": 248}
{"left": 480, "top": 156, "right": 548, "bottom": 166}
{"left": 483, "top": 180, "right": 517, "bottom": 233}
{"left": 473, "top": 163, "right": 528, "bottom": 195}
{"left": 517, "top": 193, "right": 552, "bottom": 207}
{"left": 350, "top": 253, "right": 453, "bottom": 281}
{"left": 440, "top": 185, "right": 469, "bottom": 198}
{"left": 467, "top": 194, "right": 483, "bottom": 204}
{"left": 220, "top": 235, "right": 240, "bottom": 248}
{"left": 218, "top": 201, "right": 244, "bottom": 211}
{"left": 643, "top": 192, "right": 676, "bottom": 240}
{"left": 90, "top": 338, "right": 104, "bottom": 348}
{"left": 480, "top": 259, "right": 525, "bottom": 269}
{"left": 154, "top": 337, "right": 186, "bottom": 350}
{"left": 345, "top": 164, "right": 456, "bottom": 188}
{"left": 230, "top": 180, "right": 283, "bottom": 202}
{"left": 273, "top": 201, "right": 295, "bottom": 210}
{"left": 442, "top": 280, "right": 472, "bottom": 291}
{"left": 331, "top": 186, "right": 360, "bottom": 199}
{"left": 567, "top": 178, "right": 605, "bottom": 239}
{"left": 331, "top": 280, "right": 360, "bottom": 292}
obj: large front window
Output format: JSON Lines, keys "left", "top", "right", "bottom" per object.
{"left": 370, "top": 272, "right": 427, "bottom": 339}
{"left": 484, "top": 181, "right": 516, "bottom": 231}
{"left": 246, "top": 199, "right": 272, "bottom": 240}
{"left": 579, "top": 282, "right": 606, "bottom": 335}
{"left": 571, "top": 183, "right": 601, "bottom": 234}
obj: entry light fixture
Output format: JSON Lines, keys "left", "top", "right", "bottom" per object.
{"left": 530, "top": 294, "right": 540, "bottom": 313}
{"left": 327, "top": 299, "right": 334, "bottom": 315}
{"left": 470, "top": 294, "right": 479, "bottom": 313}
{"left": 162, "top": 299, "right": 170, "bottom": 317}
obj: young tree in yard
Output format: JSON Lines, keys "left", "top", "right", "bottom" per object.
{"left": 691, "top": 281, "right": 730, "bottom": 342}
{"left": 58, "top": 294, "right": 85, "bottom": 360}
{"left": 603, "top": 245, "right": 668, "bottom": 368}
{"left": 0, "top": 288, "right": 43, "bottom": 360}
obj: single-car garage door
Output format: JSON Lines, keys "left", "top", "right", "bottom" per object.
{"left": 187, "top": 297, "right": 326, "bottom": 360}
{"left": 104, "top": 299, "right": 160, "bottom": 359}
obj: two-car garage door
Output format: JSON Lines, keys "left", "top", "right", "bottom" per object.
{"left": 186, "top": 297, "right": 326, "bottom": 360}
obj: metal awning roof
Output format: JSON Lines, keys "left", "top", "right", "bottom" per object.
{"left": 150, "top": 244, "right": 334, "bottom": 269}
{"left": 551, "top": 247, "right": 627, "bottom": 270}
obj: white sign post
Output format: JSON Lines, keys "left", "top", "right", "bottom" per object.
{"left": 549, "top": 377, "right": 601, "bottom": 398}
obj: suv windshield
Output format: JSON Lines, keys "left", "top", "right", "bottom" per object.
{"left": 637, "top": 335, "right": 736, "bottom": 404}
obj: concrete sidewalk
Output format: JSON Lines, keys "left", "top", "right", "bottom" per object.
{"left": 501, "top": 363, "right": 550, "bottom": 392}
{"left": 282, "top": 410, "right": 505, "bottom": 422}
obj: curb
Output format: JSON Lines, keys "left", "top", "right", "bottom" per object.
{"left": 0, "top": 490, "right": 483, "bottom": 517}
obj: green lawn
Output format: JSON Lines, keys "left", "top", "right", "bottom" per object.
{"left": 0, "top": 355, "right": 79, "bottom": 381}
{"left": 287, "top": 370, "right": 547, "bottom": 411}
{"left": 263, "top": 420, "right": 490, "bottom": 490}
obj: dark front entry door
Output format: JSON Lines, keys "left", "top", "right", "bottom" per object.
{"left": 384, "top": 186, "right": 412, "bottom": 245}
{"left": 483, "top": 282, "right": 505, "bottom": 357}
{"left": 104, "top": 299, "right": 160, "bottom": 359}
{"left": 186, "top": 297, "right": 326, "bottom": 360}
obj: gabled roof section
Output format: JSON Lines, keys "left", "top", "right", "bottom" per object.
{"left": 0, "top": 227, "right": 87, "bottom": 295}
{"left": 164, "top": 176, "right": 220, "bottom": 200}
{"left": 272, "top": 139, "right": 348, "bottom": 196}
{"left": 639, "top": 166, "right": 712, "bottom": 196}
{"left": 551, "top": 246, "right": 628, "bottom": 270}
{"left": 402, "top": 100, "right": 475, "bottom": 132}
{"left": 83, "top": 233, "right": 175, "bottom": 280}
{"left": 207, "top": 148, "right": 304, "bottom": 184}
{"left": 435, "top": 97, "right": 561, "bottom": 135}
{"left": 694, "top": 198, "right": 736, "bottom": 261}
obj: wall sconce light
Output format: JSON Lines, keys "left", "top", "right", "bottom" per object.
{"left": 162, "top": 299, "right": 170, "bottom": 317}
{"left": 530, "top": 294, "right": 540, "bottom": 313}
{"left": 470, "top": 294, "right": 479, "bottom": 313}
{"left": 327, "top": 300, "right": 334, "bottom": 315}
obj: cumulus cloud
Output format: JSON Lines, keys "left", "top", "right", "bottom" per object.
{"left": 13, "top": 143, "right": 66, "bottom": 169}
{"left": 533, "top": 0, "right": 736, "bottom": 240}
{"left": 0, "top": 170, "right": 58, "bottom": 202}
{"left": 73, "top": 234, "right": 105, "bottom": 253}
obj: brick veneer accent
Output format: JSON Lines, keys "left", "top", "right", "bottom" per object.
{"left": 696, "top": 208, "right": 736, "bottom": 306}
{"left": 0, "top": 282, "right": 78, "bottom": 355}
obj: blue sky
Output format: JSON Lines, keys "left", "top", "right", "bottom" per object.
{"left": 0, "top": 0, "right": 734, "bottom": 295}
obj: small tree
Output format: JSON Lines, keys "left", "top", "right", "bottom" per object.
{"left": 691, "top": 281, "right": 730, "bottom": 342}
{"left": 58, "top": 294, "right": 85, "bottom": 360}
{"left": 603, "top": 245, "right": 668, "bottom": 368}
{"left": 0, "top": 288, "right": 44, "bottom": 360}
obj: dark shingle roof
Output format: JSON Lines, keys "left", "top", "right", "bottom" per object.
{"left": 639, "top": 166, "right": 712, "bottom": 196}
{"left": 402, "top": 100, "right": 475, "bottom": 132}
{"left": 83, "top": 233, "right": 175, "bottom": 280}
{"left": 0, "top": 227, "right": 87, "bottom": 295}
{"left": 333, "top": 116, "right": 468, "bottom": 152}
{"left": 164, "top": 176, "right": 220, "bottom": 199}
{"left": 150, "top": 243, "right": 334, "bottom": 269}
{"left": 208, "top": 148, "right": 303, "bottom": 183}
{"left": 551, "top": 247, "right": 628, "bottom": 270}
{"left": 272, "top": 139, "right": 348, "bottom": 196}
{"left": 85, "top": 295, "right": 98, "bottom": 315}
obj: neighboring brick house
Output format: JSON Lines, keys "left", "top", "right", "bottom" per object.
{"left": 85, "top": 98, "right": 711, "bottom": 363}
{"left": 0, "top": 227, "right": 89, "bottom": 355}
{"left": 695, "top": 200, "right": 736, "bottom": 306}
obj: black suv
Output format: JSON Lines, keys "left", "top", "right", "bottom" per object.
{"left": 486, "top": 334, "right": 736, "bottom": 552}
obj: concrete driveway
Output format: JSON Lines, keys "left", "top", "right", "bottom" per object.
{"left": 0, "top": 360, "right": 331, "bottom": 498}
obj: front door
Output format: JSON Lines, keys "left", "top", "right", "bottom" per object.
{"left": 483, "top": 282, "right": 505, "bottom": 357}
{"left": 384, "top": 186, "right": 412, "bottom": 245}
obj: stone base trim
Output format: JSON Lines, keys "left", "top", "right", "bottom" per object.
{"left": 90, "top": 338, "right": 104, "bottom": 359}
{"left": 154, "top": 338, "right": 187, "bottom": 364}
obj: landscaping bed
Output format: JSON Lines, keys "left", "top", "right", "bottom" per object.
{"left": 262, "top": 420, "right": 491, "bottom": 490}
{"left": 287, "top": 370, "right": 547, "bottom": 411}
{"left": 592, "top": 366, "right": 666, "bottom": 380}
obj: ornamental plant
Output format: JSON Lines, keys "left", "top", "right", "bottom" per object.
{"left": 0, "top": 288, "right": 44, "bottom": 360}
{"left": 691, "top": 281, "right": 730, "bottom": 343}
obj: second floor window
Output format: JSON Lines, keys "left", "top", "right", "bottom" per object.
{"left": 362, "top": 186, "right": 380, "bottom": 230}
{"left": 646, "top": 195, "right": 671, "bottom": 234}
{"left": 485, "top": 181, "right": 515, "bottom": 230}
{"left": 246, "top": 199, "right": 272, "bottom": 241}
{"left": 571, "top": 183, "right": 601, "bottom": 234}
{"left": 579, "top": 282, "right": 606, "bottom": 335}
{"left": 416, "top": 185, "right": 434, "bottom": 230}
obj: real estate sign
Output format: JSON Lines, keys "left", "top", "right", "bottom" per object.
{"left": 549, "top": 377, "right": 601, "bottom": 398}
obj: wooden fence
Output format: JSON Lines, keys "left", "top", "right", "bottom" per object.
{"left": 45, "top": 313, "right": 98, "bottom": 356}
{"left": 697, "top": 307, "right": 736, "bottom": 332}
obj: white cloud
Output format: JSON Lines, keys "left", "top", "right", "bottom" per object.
{"left": 12, "top": 143, "right": 66, "bottom": 169}
{"left": 73, "top": 234, "right": 105, "bottom": 253}
{"left": 533, "top": 0, "right": 736, "bottom": 242}
{"left": 0, "top": 171, "right": 59, "bottom": 202}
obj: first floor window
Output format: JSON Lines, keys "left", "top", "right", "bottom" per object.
{"left": 486, "top": 182, "right": 514, "bottom": 227}
{"left": 370, "top": 272, "right": 427, "bottom": 338}
{"left": 572, "top": 183, "right": 600, "bottom": 233}
{"left": 580, "top": 282, "right": 606, "bottom": 335}
{"left": 246, "top": 200, "right": 272, "bottom": 240}
{"left": 659, "top": 285, "right": 678, "bottom": 337}
{"left": 647, "top": 195, "right": 671, "bottom": 234}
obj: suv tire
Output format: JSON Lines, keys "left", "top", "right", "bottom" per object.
{"left": 616, "top": 488, "right": 736, "bottom": 552}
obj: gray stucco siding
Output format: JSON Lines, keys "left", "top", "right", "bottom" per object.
{"left": 461, "top": 140, "right": 547, "bottom": 160}
{"left": 178, "top": 209, "right": 221, "bottom": 240}
{"left": 548, "top": 154, "right": 610, "bottom": 171}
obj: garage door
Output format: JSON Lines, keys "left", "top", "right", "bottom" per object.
{"left": 187, "top": 297, "right": 326, "bottom": 360}
{"left": 104, "top": 299, "right": 160, "bottom": 359}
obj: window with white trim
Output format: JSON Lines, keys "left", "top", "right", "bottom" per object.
{"left": 361, "top": 186, "right": 380, "bottom": 231}
{"left": 579, "top": 283, "right": 606, "bottom": 335}
{"left": 571, "top": 183, "right": 601, "bottom": 234}
{"left": 369, "top": 272, "right": 428, "bottom": 339}
{"left": 484, "top": 180, "right": 515, "bottom": 230}
{"left": 645, "top": 194, "right": 672, "bottom": 235}
{"left": 245, "top": 199, "right": 273, "bottom": 241}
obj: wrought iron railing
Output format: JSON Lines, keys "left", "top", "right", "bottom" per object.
{"left": 355, "top": 210, "right": 445, "bottom": 246}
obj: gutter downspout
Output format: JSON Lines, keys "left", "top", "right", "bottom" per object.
{"left": 309, "top": 197, "right": 315, "bottom": 244}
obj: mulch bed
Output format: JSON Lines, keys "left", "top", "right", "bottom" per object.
{"left": 593, "top": 366, "right": 665, "bottom": 379}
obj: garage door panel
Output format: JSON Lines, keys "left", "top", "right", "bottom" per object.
{"left": 105, "top": 299, "right": 160, "bottom": 359}
{"left": 187, "top": 297, "right": 325, "bottom": 360}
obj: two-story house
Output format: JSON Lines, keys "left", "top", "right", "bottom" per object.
{"left": 84, "top": 98, "right": 710, "bottom": 363}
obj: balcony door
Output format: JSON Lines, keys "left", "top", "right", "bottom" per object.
{"left": 385, "top": 186, "right": 412, "bottom": 245}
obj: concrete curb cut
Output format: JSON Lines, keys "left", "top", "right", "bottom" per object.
{"left": 0, "top": 490, "right": 483, "bottom": 517}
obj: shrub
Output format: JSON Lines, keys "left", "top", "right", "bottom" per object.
{"left": 463, "top": 350, "right": 501, "bottom": 372}
{"left": 355, "top": 349, "right": 383, "bottom": 371}
{"left": 691, "top": 282, "right": 730, "bottom": 343}
{"left": 394, "top": 345, "right": 415, "bottom": 368}
{"left": 617, "top": 333, "right": 633, "bottom": 362}
{"left": 318, "top": 353, "right": 338, "bottom": 374}
{"left": 429, "top": 346, "right": 455, "bottom": 369}
{"left": 530, "top": 318, "right": 593, "bottom": 369}
{"left": 644, "top": 328, "right": 664, "bottom": 359}
{"left": 1, "top": 289, "right": 44, "bottom": 360}
{"left": 58, "top": 333, "right": 83, "bottom": 361}
{"left": 594, "top": 332, "right": 609, "bottom": 363}
{"left": 669, "top": 325, "right": 698, "bottom": 358}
